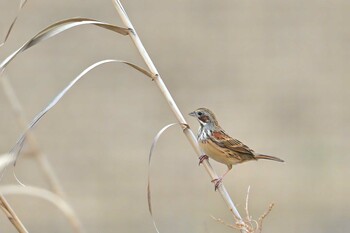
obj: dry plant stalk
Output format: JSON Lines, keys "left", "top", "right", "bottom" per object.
{"left": 1, "top": 72, "right": 103, "bottom": 233}
{"left": 0, "top": 185, "right": 83, "bottom": 233}
{"left": 0, "top": 193, "right": 28, "bottom": 233}
{"left": 0, "top": 0, "right": 28, "bottom": 48}
{"left": 0, "top": 6, "right": 89, "bottom": 233}
{"left": 0, "top": 12, "right": 137, "bottom": 233}
{"left": 113, "top": 0, "right": 248, "bottom": 232}
{"left": 211, "top": 187, "right": 275, "bottom": 232}
{"left": 1, "top": 76, "right": 64, "bottom": 196}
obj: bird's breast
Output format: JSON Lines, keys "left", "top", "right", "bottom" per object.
{"left": 199, "top": 138, "right": 232, "bottom": 165}
{"left": 198, "top": 129, "right": 242, "bottom": 166}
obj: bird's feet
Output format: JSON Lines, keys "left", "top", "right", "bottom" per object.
{"left": 198, "top": 154, "right": 209, "bottom": 165}
{"left": 211, "top": 177, "right": 223, "bottom": 191}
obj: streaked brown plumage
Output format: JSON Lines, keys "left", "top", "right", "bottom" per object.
{"left": 189, "top": 107, "right": 284, "bottom": 190}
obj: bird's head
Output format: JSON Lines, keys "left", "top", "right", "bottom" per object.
{"left": 189, "top": 108, "right": 219, "bottom": 126}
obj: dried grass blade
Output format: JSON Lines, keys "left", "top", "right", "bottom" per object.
{"left": 148, "top": 123, "right": 187, "bottom": 233}
{"left": 0, "top": 18, "right": 129, "bottom": 74}
{"left": 6, "top": 59, "right": 152, "bottom": 170}
{"left": 0, "top": 0, "right": 28, "bottom": 48}
{"left": 0, "top": 185, "right": 83, "bottom": 232}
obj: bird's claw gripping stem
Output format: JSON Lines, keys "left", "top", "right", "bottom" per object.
{"left": 211, "top": 177, "right": 223, "bottom": 191}
{"left": 198, "top": 154, "right": 209, "bottom": 165}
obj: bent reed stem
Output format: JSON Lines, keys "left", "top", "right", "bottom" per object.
{"left": 113, "top": 1, "right": 248, "bottom": 232}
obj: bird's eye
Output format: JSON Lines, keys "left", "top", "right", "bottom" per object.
{"left": 197, "top": 111, "right": 203, "bottom": 116}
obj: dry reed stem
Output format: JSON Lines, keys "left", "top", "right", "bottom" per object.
{"left": 211, "top": 187, "right": 275, "bottom": 232}
{"left": 0, "top": 185, "right": 84, "bottom": 233}
{"left": 0, "top": 193, "right": 28, "bottom": 233}
{"left": 113, "top": 1, "right": 248, "bottom": 232}
{"left": 1, "top": 76, "right": 64, "bottom": 196}
{"left": 245, "top": 186, "right": 252, "bottom": 222}
{"left": 0, "top": 0, "right": 28, "bottom": 48}
{"left": 1, "top": 74, "right": 85, "bottom": 233}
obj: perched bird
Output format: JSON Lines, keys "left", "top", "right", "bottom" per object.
{"left": 189, "top": 107, "right": 284, "bottom": 190}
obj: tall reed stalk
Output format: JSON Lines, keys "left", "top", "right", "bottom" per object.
{"left": 113, "top": 1, "right": 248, "bottom": 232}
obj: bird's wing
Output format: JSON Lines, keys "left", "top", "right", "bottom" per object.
{"left": 211, "top": 130, "right": 256, "bottom": 157}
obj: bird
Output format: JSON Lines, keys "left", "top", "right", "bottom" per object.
{"left": 189, "top": 107, "right": 284, "bottom": 190}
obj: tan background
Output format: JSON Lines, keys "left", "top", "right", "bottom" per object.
{"left": 0, "top": 0, "right": 349, "bottom": 232}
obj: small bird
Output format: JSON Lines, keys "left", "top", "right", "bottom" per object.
{"left": 189, "top": 107, "right": 284, "bottom": 190}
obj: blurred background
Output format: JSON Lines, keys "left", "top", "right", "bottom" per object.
{"left": 0, "top": 0, "right": 349, "bottom": 232}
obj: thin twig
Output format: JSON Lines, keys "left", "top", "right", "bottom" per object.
{"left": 0, "top": 193, "right": 28, "bottom": 233}
{"left": 245, "top": 186, "right": 251, "bottom": 222}
{"left": 113, "top": 1, "right": 248, "bottom": 232}
{"left": 212, "top": 187, "right": 275, "bottom": 233}
{"left": 258, "top": 203, "right": 274, "bottom": 233}
{"left": 211, "top": 215, "right": 241, "bottom": 230}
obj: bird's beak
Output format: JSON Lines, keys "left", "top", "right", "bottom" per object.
{"left": 189, "top": 111, "right": 196, "bottom": 117}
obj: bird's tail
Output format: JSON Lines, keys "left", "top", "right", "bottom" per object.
{"left": 255, "top": 154, "right": 284, "bottom": 163}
